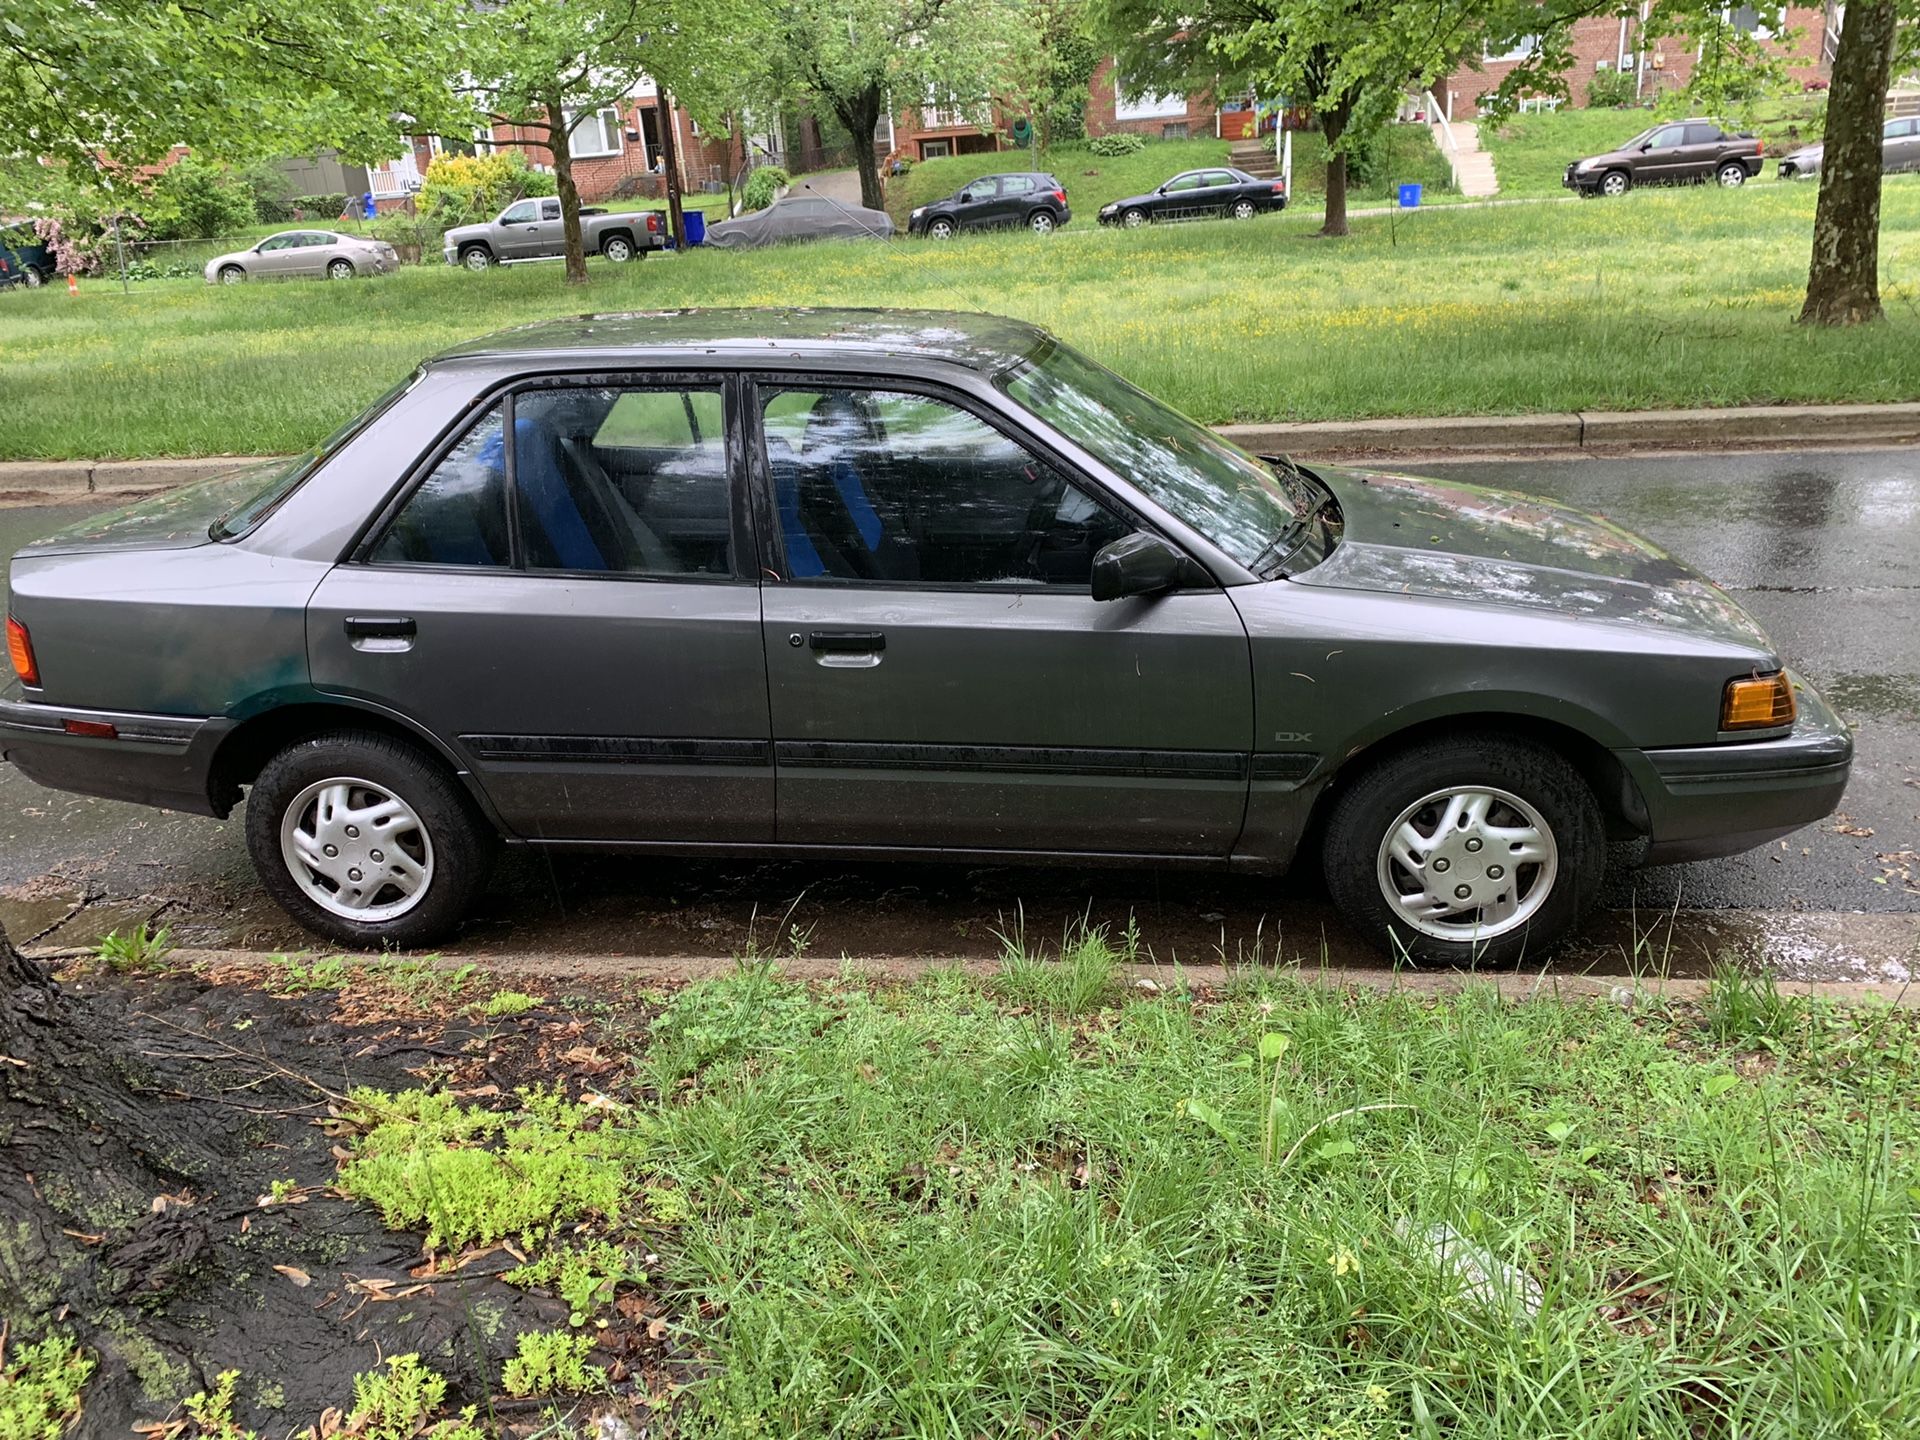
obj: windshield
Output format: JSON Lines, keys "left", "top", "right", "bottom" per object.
{"left": 210, "top": 369, "right": 425, "bottom": 539}
{"left": 996, "top": 339, "right": 1296, "bottom": 568}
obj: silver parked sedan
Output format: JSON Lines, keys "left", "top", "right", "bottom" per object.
{"left": 203, "top": 230, "right": 398, "bottom": 284}
{"left": 1778, "top": 117, "right": 1920, "bottom": 179}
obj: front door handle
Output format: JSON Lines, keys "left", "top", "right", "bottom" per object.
{"left": 809, "top": 631, "right": 885, "bottom": 653}
{"left": 344, "top": 616, "right": 416, "bottom": 639}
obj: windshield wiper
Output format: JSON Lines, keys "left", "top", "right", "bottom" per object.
{"left": 1248, "top": 456, "right": 1338, "bottom": 577}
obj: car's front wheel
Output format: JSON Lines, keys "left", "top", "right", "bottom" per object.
{"left": 460, "top": 245, "right": 493, "bottom": 272}
{"left": 245, "top": 730, "right": 495, "bottom": 948}
{"left": 1599, "top": 170, "right": 1630, "bottom": 197}
{"left": 1122, "top": 207, "right": 1147, "bottom": 229}
{"left": 326, "top": 258, "right": 357, "bottom": 280}
{"left": 602, "top": 235, "right": 635, "bottom": 262}
{"left": 219, "top": 265, "right": 246, "bottom": 285}
{"left": 927, "top": 217, "right": 956, "bottom": 239}
{"left": 1716, "top": 162, "right": 1748, "bottom": 187}
{"left": 1322, "top": 734, "right": 1603, "bottom": 966}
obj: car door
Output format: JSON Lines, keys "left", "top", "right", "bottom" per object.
{"left": 1679, "top": 123, "right": 1725, "bottom": 179}
{"left": 523, "top": 198, "right": 565, "bottom": 256}
{"left": 250, "top": 234, "right": 303, "bottom": 276}
{"left": 1198, "top": 170, "right": 1240, "bottom": 215}
{"left": 290, "top": 232, "right": 337, "bottom": 277}
{"left": 994, "top": 174, "right": 1038, "bottom": 225}
{"left": 1637, "top": 124, "right": 1689, "bottom": 182}
{"left": 1154, "top": 173, "right": 1203, "bottom": 220}
{"left": 751, "top": 377, "right": 1254, "bottom": 856}
{"left": 306, "top": 375, "right": 774, "bottom": 843}
{"left": 495, "top": 199, "right": 542, "bottom": 258}
{"left": 951, "top": 179, "right": 999, "bottom": 230}
{"left": 1886, "top": 118, "right": 1920, "bottom": 173}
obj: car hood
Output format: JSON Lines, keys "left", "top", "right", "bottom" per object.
{"left": 442, "top": 222, "right": 488, "bottom": 242}
{"left": 1102, "top": 191, "right": 1160, "bottom": 210}
{"left": 16, "top": 460, "right": 292, "bottom": 556}
{"left": 1291, "top": 465, "right": 1775, "bottom": 653}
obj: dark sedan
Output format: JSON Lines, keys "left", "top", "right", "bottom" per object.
{"left": 2, "top": 310, "right": 1849, "bottom": 964}
{"left": 1098, "top": 168, "right": 1288, "bottom": 227}
{"left": 907, "top": 173, "right": 1070, "bottom": 237}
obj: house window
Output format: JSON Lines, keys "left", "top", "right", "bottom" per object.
{"left": 1161, "top": 121, "right": 1190, "bottom": 140}
{"left": 566, "top": 106, "right": 624, "bottom": 159}
{"left": 920, "top": 139, "right": 951, "bottom": 159}
{"left": 1727, "top": 4, "right": 1787, "bottom": 38}
{"left": 1114, "top": 72, "right": 1186, "bottom": 121}
{"left": 1483, "top": 35, "right": 1539, "bottom": 62}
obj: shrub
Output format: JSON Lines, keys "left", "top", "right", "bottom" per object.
{"left": 1088, "top": 132, "right": 1146, "bottom": 157}
{"left": 0, "top": 1334, "right": 94, "bottom": 1439}
{"left": 141, "top": 155, "right": 257, "bottom": 240}
{"left": 287, "top": 192, "right": 350, "bottom": 220}
{"left": 742, "top": 164, "right": 790, "bottom": 211}
{"left": 419, "top": 150, "right": 552, "bottom": 228}
{"left": 501, "top": 1331, "right": 605, "bottom": 1398}
{"left": 1586, "top": 69, "right": 1639, "bottom": 108}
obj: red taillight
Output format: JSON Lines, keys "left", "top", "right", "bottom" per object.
{"left": 63, "top": 719, "right": 117, "bottom": 740}
{"left": 1272, "top": 181, "right": 1287, "bottom": 194}
{"left": 6, "top": 615, "right": 37, "bottom": 686}
{"left": 1053, "top": 189, "right": 1066, "bottom": 203}
{"left": 646, "top": 213, "right": 660, "bottom": 232}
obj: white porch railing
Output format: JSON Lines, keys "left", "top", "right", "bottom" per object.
{"left": 1425, "top": 90, "right": 1462, "bottom": 190}
{"left": 369, "top": 151, "right": 424, "bottom": 198}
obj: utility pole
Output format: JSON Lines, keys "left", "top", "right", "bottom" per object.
{"left": 657, "top": 88, "right": 687, "bottom": 249}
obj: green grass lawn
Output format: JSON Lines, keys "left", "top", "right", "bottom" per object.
{"left": 4, "top": 178, "right": 1919, "bottom": 459}
{"left": 889, "top": 131, "right": 1454, "bottom": 224}
{"left": 340, "top": 941, "right": 1920, "bottom": 1438}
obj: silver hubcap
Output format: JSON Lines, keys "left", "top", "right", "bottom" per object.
{"left": 330, "top": 262, "right": 352, "bottom": 278}
{"left": 280, "top": 777, "right": 434, "bottom": 922}
{"left": 1719, "top": 169, "right": 1742, "bottom": 186}
{"left": 931, "top": 222, "right": 952, "bottom": 238}
{"left": 1376, "top": 786, "right": 1557, "bottom": 942}
{"left": 1125, "top": 211, "right": 1144, "bottom": 228}
{"left": 1234, "top": 202, "right": 1254, "bottom": 219}
{"left": 1603, "top": 175, "right": 1626, "bottom": 195}
{"left": 464, "top": 251, "right": 489, "bottom": 270}
{"left": 606, "top": 240, "right": 631, "bottom": 260}
{"left": 222, "top": 269, "right": 243, "bottom": 284}
{"left": 1032, "top": 214, "right": 1052, "bottom": 233}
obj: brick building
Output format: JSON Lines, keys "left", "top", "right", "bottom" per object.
{"left": 1435, "top": 5, "right": 1840, "bottom": 118}
{"left": 483, "top": 82, "right": 757, "bottom": 203}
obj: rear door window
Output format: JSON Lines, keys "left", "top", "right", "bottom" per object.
{"left": 1682, "top": 123, "right": 1721, "bottom": 145}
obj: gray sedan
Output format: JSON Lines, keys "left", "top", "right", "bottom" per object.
{"left": 0, "top": 310, "right": 1850, "bottom": 963}
{"left": 1778, "top": 117, "right": 1920, "bottom": 179}
{"left": 203, "top": 230, "right": 398, "bottom": 284}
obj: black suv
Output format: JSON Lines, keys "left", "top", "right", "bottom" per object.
{"left": 907, "top": 173, "right": 1070, "bottom": 238}
{"left": 1564, "top": 119, "right": 1764, "bottom": 196}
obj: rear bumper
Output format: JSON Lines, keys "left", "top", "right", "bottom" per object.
{"left": 0, "top": 693, "right": 231, "bottom": 817}
{"left": 1616, "top": 672, "right": 1852, "bottom": 865}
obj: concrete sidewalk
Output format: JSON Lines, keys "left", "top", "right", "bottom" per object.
{"left": 7, "top": 401, "right": 1920, "bottom": 500}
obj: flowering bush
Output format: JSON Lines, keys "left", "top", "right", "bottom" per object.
{"left": 419, "top": 151, "right": 555, "bottom": 227}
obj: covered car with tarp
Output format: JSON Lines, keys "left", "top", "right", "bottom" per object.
{"left": 704, "top": 195, "right": 894, "bottom": 251}
{"left": 0, "top": 220, "right": 54, "bottom": 289}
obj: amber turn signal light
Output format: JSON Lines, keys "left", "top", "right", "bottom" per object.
{"left": 5, "top": 615, "right": 36, "bottom": 686}
{"left": 1722, "top": 672, "right": 1795, "bottom": 730}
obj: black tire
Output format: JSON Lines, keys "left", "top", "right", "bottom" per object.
{"left": 22, "top": 266, "right": 44, "bottom": 288}
{"left": 1028, "top": 209, "right": 1056, "bottom": 234}
{"left": 1231, "top": 199, "right": 1257, "bottom": 220}
{"left": 1599, "top": 170, "right": 1630, "bottom": 198}
{"left": 1715, "top": 162, "right": 1748, "bottom": 187}
{"left": 927, "top": 217, "right": 956, "bottom": 239}
{"left": 1321, "top": 733, "right": 1604, "bottom": 967}
{"left": 326, "top": 258, "right": 356, "bottom": 280}
{"left": 602, "top": 234, "right": 635, "bottom": 262}
{"left": 1122, "top": 207, "right": 1147, "bottom": 229}
{"left": 460, "top": 245, "right": 493, "bottom": 272}
{"left": 245, "top": 730, "right": 496, "bottom": 949}
{"left": 219, "top": 264, "right": 246, "bottom": 285}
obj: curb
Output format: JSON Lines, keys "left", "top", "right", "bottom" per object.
{"left": 4, "top": 402, "right": 1919, "bottom": 499}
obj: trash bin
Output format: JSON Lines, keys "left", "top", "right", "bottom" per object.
{"left": 1397, "top": 182, "right": 1423, "bottom": 209}
{"left": 683, "top": 210, "right": 707, "bottom": 246}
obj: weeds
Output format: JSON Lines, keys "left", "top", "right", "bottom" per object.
{"left": 180, "top": 1370, "right": 253, "bottom": 1439}
{"left": 1701, "top": 957, "right": 1804, "bottom": 1045}
{"left": 481, "top": 989, "right": 542, "bottom": 1019}
{"left": 94, "top": 922, "right": 171, "bottom": 973}
{"left": 500, "top": 1331, "right": 604, "bottom": 1399}
{"left": 504, "top": 1240, "right": 644, "bottom": 1326}
{"left": 345, "top": 1355, "right": 484, "bottom": 1440}
{"left": 0, "top": 1333, "right": 94, "bottom": 1440}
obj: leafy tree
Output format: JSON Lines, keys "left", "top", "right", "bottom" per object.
{"left": 1092, "top": 0, "right": 1519, "bottom": 236}
{"left": 998, "top": 0, "right": 1104, "bottom": 152}
{"left": 462, "top": 0, "right": 766, "bottom": 284}
{"left": 753, "top": 0, "right": 1030, "bottom": 210}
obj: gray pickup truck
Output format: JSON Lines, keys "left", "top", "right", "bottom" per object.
{"left": 442, "top": 196, "right": 666, "bottom": 270}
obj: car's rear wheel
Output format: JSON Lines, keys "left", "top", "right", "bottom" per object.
{"left": 1028, "top": 210, "right": 1056, "bottom": 235}
{"left": 246, "top": 731, "right": 495, "bottom": 949}
{"left": 1715, "top": 162, "right": 1748, "bottom": 187}
{"left": 1599, "top": 170, "right": 1630, "bottom": 197}
{"left": 326, "top": 258, "right": 356, "bottom": 280}
{"left": 1122, "top": 207, "right": 1147, "bottom": 229}
{"left": 22, "top": 266, "right": 44, "bottom": 288}
{"left": 1231, "top": 199, "right": 1257, "bottom": 220}
{"left": 219, "top": 265, "right": 246, "bottom": 285}
{"left": 927, "top": 217, "right": 956, "bottom": 239}
{"left": 460, "top": 245, "right": 493, "bottom": 272}
{"left": 1322, "top": 734, "right": 1603, "bottom": 966}
{"left": 602, "top": 235, "right": 635, "bottom": 262}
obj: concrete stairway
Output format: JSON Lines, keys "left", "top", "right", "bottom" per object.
{"left": 1229, "top": 139, "right": 1279, "bottom": 178}
{"left": 1433, "top": 120, "right": 1499, "bottom": 197}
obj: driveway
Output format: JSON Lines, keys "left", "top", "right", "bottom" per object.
{"left": 3, "top": 446, "right": 1915, "bottom": 977}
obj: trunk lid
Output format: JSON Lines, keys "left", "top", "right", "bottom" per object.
{"left": 16, "top": 460, "right": 294, "bottom": 557}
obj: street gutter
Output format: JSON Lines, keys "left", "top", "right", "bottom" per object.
{"left": 6, "top": 402, "right": 1920, "bottom": 500}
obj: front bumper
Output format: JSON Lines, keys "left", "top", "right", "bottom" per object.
{"left": 0, "top": 692, "right": 233, "bottom": 817}
{"left": 1616, "top": 671, "right": 1852, "bottom": 865}
{"left": 1778, "top": 159, "right": 1814, "bottom": 179}
{"left": 1563, "top": 167, "right": 1603, "bottom": 192}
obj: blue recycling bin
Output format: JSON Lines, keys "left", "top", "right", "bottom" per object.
{"left": 683, "top": 209, "right": 707, "bottom": 246}
{"left": 1397, "top": 182, "right": 1423, "bottom": 209}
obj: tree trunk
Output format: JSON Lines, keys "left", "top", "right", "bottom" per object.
{"left": 545, "top": 94, "right": 590, "bottom": 286}
{"left": 835, "top": 86, "right": 886, "bottom": 211}
{"left": 1320, "top": 101, "right": 1352, "bottom": 239}
{"left": 1800, "top": 0, "right": 1897, "bottom": 325}
{"left": 658, "top": 88, "right": 688, "bottom": 250}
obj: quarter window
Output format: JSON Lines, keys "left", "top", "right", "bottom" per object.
{"left": 369, "top": 404, "right": 511, "bottom": 567}
{"left": 1000, "top": 175, "right": 1036, "bottom": 195}
{"left": 760, "top": 387, "right": 1131, "bottom": 587}
{"left": 540, "top": 199, "right": 561, "bottom": 221}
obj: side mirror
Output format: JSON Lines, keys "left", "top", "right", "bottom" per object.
{"left": 1639, "top": 142, "right": 1653, "bottom": 152}
{"left": 1092, "top": 532, "right": 1187, "bottom": 602}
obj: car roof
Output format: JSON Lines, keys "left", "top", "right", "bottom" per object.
{"left": 427, "top": 307, "right": 1057, "bottom": 373}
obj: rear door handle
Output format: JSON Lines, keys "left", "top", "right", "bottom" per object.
{"left": 344, "top": 616, "right": 416, "bottom": 639}
{"left": 809, "top": 631, "right": 885, "bottom": 653}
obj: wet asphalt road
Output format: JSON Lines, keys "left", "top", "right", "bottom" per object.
{"left": 3, "top": 446, "right": 1916, "bottom": 978}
